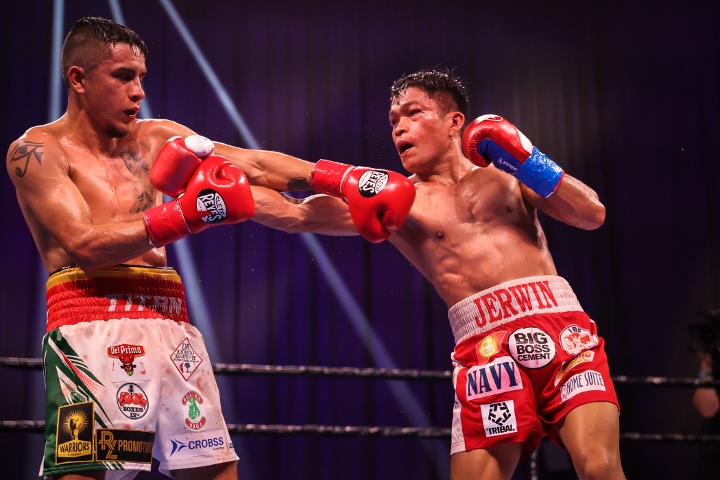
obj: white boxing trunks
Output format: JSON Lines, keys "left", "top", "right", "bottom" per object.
{"left": 40, "top": 265, "right": 238, "bottom": 479}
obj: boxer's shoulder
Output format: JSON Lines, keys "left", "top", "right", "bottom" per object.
{"left": 6, "top": 123, "right": 67, "bottom": 175}
{"left": 133, "top": 118, "right": 197, "bottom": 156}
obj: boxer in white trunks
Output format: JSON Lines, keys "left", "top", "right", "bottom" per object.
{"left": 249, "top": 68, "right": 627, "bottom": 480}
{"left": 6, "top": 17, "right": 414, "bottom": 480}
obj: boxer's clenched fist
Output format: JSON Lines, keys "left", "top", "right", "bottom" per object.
{"left": 311, "top": 159, "right": 415, "bottom": 243}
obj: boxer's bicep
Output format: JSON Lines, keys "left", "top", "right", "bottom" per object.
{"left": 7, "top": 139, "right": 94, "bottom": 245}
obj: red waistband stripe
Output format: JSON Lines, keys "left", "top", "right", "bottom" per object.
{"left": 45, "top": 267, "right": 189, "bottom": 332}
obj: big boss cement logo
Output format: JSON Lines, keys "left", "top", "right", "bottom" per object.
{"left": 508, "top": 327, "right": 556, "bottom": 369}
{"left": 480, "top": 400, "right": 517, "bottom": 437}
{"left": 558, "top": 324, "right": 599, "bottom": 356}
{"left": 357, "top": 170, "right": 389, "bottom": 198}
{"left": 196, "top": 189, "right": 227, "bottom": 224}
{"left": 116, "top": 383, "right": 150, "bottom": 419}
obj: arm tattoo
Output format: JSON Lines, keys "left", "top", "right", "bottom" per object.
{"left": 287, "top": 177, "right": 312, "bottom": 191}
{"left": 9, "top": 142, "right": 43, "bottom": 177}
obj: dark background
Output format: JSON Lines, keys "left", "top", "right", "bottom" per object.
{"left": 1, "top": 0, "right": 718, "bottom": 478}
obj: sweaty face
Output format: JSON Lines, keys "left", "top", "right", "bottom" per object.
{"left": 388, "top": 87, "right": 454, "bottom": 174}
{"left": 81, "top": 43, "right": 146, "bottom": 138}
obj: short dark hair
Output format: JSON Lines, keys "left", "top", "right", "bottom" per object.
{"left": 390, "top": 67, "right": 470, "bottom": 119}
{"left": 61, "top": 17, "right": 148, "bottom": 89}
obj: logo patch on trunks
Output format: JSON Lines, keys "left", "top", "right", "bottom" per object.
{"left": 474, "top": 331, "right": 506, "bottom": 366}
{"left": 509, "top": 327, "right": 556, "bottom": 368}
{"left": 116, "top": 383, "right": 150, "bottom": 419}
{"left": 481, "top": 400, "right": 517, "bottom": 437}
{"left": 107, "top": 344, "right": 149, "bottom": 382}
{"left": 167, "top": 430, "right": 229, "bottom": 459}
{"left": 56, "top": 401, "right": 94, "bottom": 465}
{"left": 171, "top": 338, "right": 203, "bottom": 380}
{"left": 95, "top": 428, "right": 155, "bottom": 463}
{"left": 559, "top": 370, "right": 606, "bottom": 402}
{"left": 554, "top": 351, "right": 595, "bottom": 386}
{"left": 182, "top": 391, "right": 207, "bottom": 430}
{"left": 465, "top": 356, "right": 523, "bottom": 401}
{"left": 559, "top": 324, "right": 599, "bottom": 355}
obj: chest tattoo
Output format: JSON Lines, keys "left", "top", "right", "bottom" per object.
{"left": 119, "top": 150, "right": 153, "bottom": 213}
{"left": 9, "top": 142, "right": 43, "bottom": 177}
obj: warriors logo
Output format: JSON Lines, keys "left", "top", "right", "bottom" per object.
{"left": 55, "top": 402, "right": 94, "bottom": 464}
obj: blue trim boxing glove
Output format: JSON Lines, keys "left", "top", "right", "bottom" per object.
{"left": 461, "top": 114, "right": 564, "bottom": 198}
{"left": 514, "top": 147, "right": 564, "bottom": 198}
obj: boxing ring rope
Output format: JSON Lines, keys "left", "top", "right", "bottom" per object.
{"left": 2, "top": 356, "right": 720, "bottom": 444}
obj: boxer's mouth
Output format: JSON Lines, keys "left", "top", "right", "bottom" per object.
{"left": 398, "top": 141, "right": 413, "bottom": 154}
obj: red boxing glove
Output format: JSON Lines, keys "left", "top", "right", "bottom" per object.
{"left": 311, "top": 159, "right": 415, "bottom": 243}
{"left": 143, "top": 155, "right": 255, "bottom": 247}
{"left": 150, "top": 135, "right": 215, "bottom": 198}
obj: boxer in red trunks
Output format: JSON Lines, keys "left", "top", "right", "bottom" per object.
{"left": 250, "top": 68, "right": 626, "bottom": 480}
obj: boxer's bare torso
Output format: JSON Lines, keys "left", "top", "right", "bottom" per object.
{"left": 392, "top": 165, "right": 557, "bottom": 307}
{"left": 384, "top": 86, "right": 603, "bottom": 308}
{"left": 9, "top": 118, "right": 183, "bottom": 273}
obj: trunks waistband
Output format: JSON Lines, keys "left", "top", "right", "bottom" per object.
{"left": 447, "top": 276, "right": 583, "bottom": 345}
{"left": 46, "top": 266, "right": 189, "bottom": 332}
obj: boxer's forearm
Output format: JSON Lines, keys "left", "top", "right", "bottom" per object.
{"left": 59, "top": 221, "right": 158, "bottom": 271}
{"left": 214, "top": 143, "right": 315, "bottom": 192}
{"left": 524, "top": 173, "right": 606, "bottom": 230}
{"left": 251, "top": 187, "right": 358, "bottom": 236}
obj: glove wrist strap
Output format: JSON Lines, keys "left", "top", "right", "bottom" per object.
{"left": 143, "top": 200, "right": 191, "bottom": 248}
{"left": 515, "top": 147, "right": 564, "bottom": 198}
{"left": 312, "top": 159, "right": 352, "bottom": 198}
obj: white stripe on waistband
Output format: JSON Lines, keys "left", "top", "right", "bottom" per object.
{"left": 447, "top": 276, "right": 583, "bottom": 344}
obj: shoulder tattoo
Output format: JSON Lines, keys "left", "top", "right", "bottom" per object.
{"left": 9, "top": 142, "right": 43, "bottom": 177}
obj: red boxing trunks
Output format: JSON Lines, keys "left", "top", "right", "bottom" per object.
{"left": 448, "top": 275, "right": 619, "bottom": 458}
